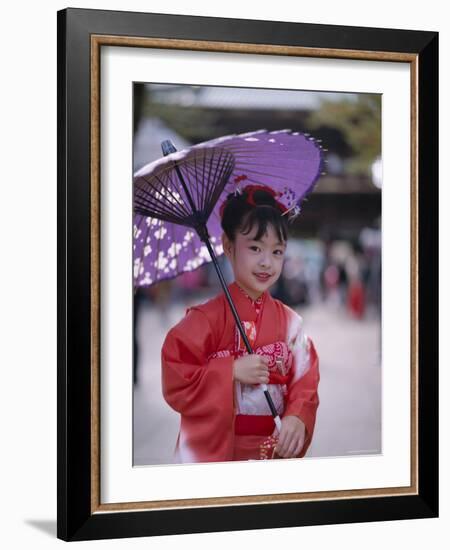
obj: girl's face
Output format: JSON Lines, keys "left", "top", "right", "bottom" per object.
{"left": 222, "top": 223, "right": 286, "bottom": 300}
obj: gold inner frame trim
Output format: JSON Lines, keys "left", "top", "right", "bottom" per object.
{"left": 90, "top": 34, "right": 419, "bottom": 514}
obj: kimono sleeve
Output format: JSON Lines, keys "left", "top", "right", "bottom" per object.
{"left": 283, "top": 311, "right": 320, "bottom": 457}
{"left": 161, "top": 307, "right": 235, "bottom": 420}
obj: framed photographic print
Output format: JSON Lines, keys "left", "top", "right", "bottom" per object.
{"left": 57, "top": 7, "right": 438, "bottom": 542}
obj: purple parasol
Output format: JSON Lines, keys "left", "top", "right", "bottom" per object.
{"left": 133, "top": 129, "right": 324, "bottom": 287}
{"left": 133, "top": 128, "right": 324, "bottom": 430}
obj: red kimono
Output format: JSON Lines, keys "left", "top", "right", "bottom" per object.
{"left": 161, "top": 281, "right": 320, "bottom": 463}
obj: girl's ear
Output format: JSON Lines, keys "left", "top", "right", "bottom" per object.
{"left": 221, "top": 232, "right": 232, "bottom": 258}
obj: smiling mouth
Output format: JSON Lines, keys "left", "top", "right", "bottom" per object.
{"left": 254, "top": 273, "right": 272, "bottom": 281}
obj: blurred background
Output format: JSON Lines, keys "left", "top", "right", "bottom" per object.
{"left": 132, "top": 83, "right": 382, "bottom": 466}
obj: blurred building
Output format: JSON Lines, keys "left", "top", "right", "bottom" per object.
{"left": 134, "top": 83, "right": 381, "bottom": 243}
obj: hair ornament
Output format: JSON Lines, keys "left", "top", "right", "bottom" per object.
{"left": 280, "top": 203, "right": 301, "bottom": 219}
{"left": 234, "top": 174, "right": 248, "bottom": 184}
{"left": 219, "top": 183, "right": 291, "bottom": 220}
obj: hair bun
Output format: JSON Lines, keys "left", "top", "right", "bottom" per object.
{"left": 243, "top": 184, "right": 287, "bottom": 214}
{"left": 244, "top": 185, "right": 277, "bottom": 207}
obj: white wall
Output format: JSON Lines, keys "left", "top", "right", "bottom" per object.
{"left": 0, "top": 1, "right": 447, "bottom": 548}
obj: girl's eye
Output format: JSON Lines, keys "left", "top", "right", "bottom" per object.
{"left": 274, "top": 249, "right": 284, "bottom": 256}
{"left": 250, "top": 246, "right": 260, "bottom": 252}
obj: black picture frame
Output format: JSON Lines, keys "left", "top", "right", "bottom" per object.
{"left": 57, "top": 7, "right": 438, "bottom": 542}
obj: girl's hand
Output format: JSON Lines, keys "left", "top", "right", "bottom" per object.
{"left": 233, "top": 354, "right": 269, "bottom": 385}
{"left": 274, "top": 416, "right": 306, "bottom": 458}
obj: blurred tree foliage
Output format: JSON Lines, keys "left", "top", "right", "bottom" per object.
{"left": 141, "top": 85, "right": 381, "bottom": 177}
{"left": 143, "top": 86, "right": 222, "bottom": 143}
{"left": 145, "top": 104, "right": 222, "bottom": 143}
{"left": 306, "top": 94, "right": 381, "bottom": 175}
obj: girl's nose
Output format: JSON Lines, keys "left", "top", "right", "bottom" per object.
{"left": 259, "top": 254, "right": 270, "bottom": 268}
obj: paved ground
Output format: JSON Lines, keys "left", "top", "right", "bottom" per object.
{"left": 133, "top": 295, "right": 381, "bottom": 465}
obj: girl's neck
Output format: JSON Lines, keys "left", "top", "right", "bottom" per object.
{"left": 234, "top": 281, "right": 264, "bottom": 302}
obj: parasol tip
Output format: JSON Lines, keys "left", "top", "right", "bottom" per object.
{"left": 161, "top": 139, "right": 177, "bottom": 156}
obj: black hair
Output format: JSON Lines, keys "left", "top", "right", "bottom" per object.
{"left": 220, "top": 187, "right": 290, "bottom": 243}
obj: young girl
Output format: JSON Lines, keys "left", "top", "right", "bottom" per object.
{"left": 161, "top": 184, "right": 320, "bottom": 463}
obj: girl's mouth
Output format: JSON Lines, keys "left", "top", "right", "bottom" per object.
{"left": 254, "top": 273, "right": 271, "bottom": 281}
